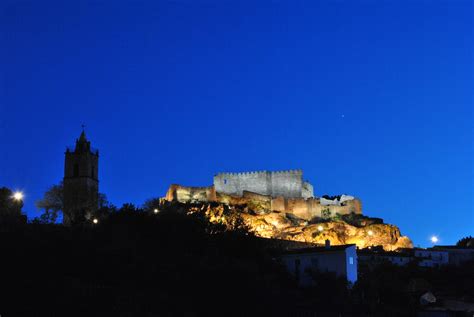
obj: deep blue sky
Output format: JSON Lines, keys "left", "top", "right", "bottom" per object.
{"left": 1, "top": 0, "right": 472, "bottom": 246}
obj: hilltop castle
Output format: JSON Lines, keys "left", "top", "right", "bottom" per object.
{"left": 165, "top": 170, "right": 362, "bottom": 221}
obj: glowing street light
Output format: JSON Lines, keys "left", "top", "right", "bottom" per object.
{"left": 12, "top": 191, "right": 24, "bottom": 201}
{"left": 430, "top": 236, "right": 439, "bottom": 244}
{"left": 92, "top": 218, "right": 98, "bottom": 224}
{"left": 368, "top": 230, "right": 374, "bottom": 236}
{"left": 153, "top": 209, "right": 159, "bottom": 214}
{"left": 317, "top": 225, "right": 324, "bottom": 232}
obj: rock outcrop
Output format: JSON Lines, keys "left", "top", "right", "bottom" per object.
{"left": 161, "top": 201, "right": 413, "bottom": 251}
{"left": 163, "top": 179, "right": 412, "bottom": 251}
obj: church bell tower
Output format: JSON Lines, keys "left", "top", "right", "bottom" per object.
{"left": 63, "top": 129, "right": 99, "bottom": 225}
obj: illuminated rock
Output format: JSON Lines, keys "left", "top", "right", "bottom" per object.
{"left": 162, "top": 173, "right": 410, "bottom": 250}
{"left": 162, "top": 200, "right": 413, "bottom": 251}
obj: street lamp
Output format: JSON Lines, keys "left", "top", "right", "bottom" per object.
{"left": 93, "top": 218, "right": 98, "bottom": 224}
{"left": 12, "top": 191, "right": 24, "bottom": 201}
{"left": 368, "top": 230, "right": 374, "bottom": 236}
{"left": 153, "top": 209, "right": 159, "bottom": 214}
{"left": 317, "top": 225, "right": 324, "bottom": 232}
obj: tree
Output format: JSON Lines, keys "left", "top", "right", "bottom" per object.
{"left": 97, "top": 193, "right": 110, "bottom": 209}
{"left": 35, "top": 182, "right": 110, "bottom": 224}
{"left": 321, "top": 208, "right": 331, "bottom": 219}
{"left": 32, "top": 210, "right": 58, "bottom": 224}
{"left": 35, "top": 182, "right": 64, "bottom": 224}
{"left": 456, "top": 236, "right": 474, "bottom": 247}
{"left": 143, "top": 197, "right": 162, "bottom": 213}
{"left": 119, "top": 203, "right": 139, "bottom": 214}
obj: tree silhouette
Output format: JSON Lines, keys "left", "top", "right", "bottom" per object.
{"left": 456, "top": 236, "right": 474, "bottom": 247}
{"left": 35, "top": 182, "right": 110, "bottom": 224}
{"left": 143, "top": 197, "right": 161, "bottom": 213}
{"left": 35, "top": 182, "right": 64, "bottom": 223}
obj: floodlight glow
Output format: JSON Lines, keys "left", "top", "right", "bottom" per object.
{"left": 12, "top": 191, "right": 24, "bottom": 201}
{"left": 368, "top": 230, "right": 374, "bottom": 236}
{"left": 317, "top": 225, "right": 324, "bottom": 232}
{"left": 430, "top": 236, "right": 438, "bottom": 243}
{"left": 93, "top": 218, "right": 98, "bottom": 224}
{"left": 154, "top": 209, "right": 159, "bottom": 214}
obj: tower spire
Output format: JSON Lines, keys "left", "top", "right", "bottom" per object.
{"left": 75, "top": 125, "right": 90, "bottom": 152}
{"left": 79, "top": 124, "right": 87, "bottom": 142}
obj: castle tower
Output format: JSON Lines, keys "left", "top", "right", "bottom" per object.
{"left": 213, "top": 170, "right": 314, "bottom": 199}
{"left": 63, "top": 129, "right": 99, "bottom": 225}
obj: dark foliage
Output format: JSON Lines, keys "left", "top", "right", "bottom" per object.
{"left": 456, "top": 236, "right": 474, "bottom": 248}
{"left": 0, "top": 209, "right": 297, "bottom": 316}
{"left": 1, "top": 204, "right": 472, "bottom": 316}
{"left": 321, "top": 195, "right": 342, "bottom": 201}
{"left": 34, "top": 181, "right": 110, "bottom": 224}
{"left": 35, "top": 182, "right": 64, "bottom": 223}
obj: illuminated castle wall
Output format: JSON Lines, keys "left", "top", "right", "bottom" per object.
{"left": 165, "top": 170, "right": 362, "bottom": 221}
{"left": 213, "top": 170, "right": 314, "bottom": 199}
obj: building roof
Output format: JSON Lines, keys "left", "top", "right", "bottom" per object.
{"left": 413, "top": 248, "right": 448, "bottom": 253}
{"left": 280, "top": 244, "right": 355, "bottom": 256}
{"left": 357, "top": 248, "right": 413, "bottom": 257}
{"left": 432, "top": 245, "right": 474, "bottom": 250}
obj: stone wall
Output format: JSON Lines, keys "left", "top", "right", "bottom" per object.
{"left": 271, "top": 170, "right": 303, "bottom": 198}
{"left": 291, "top": 198, "right": 362, "bottom": 220}
{"left": 165, "top": 185, "right": 216, "bottom": 203}
{"left": 302, "top": 182, "right": 314, "bottom": 199}
{"left": 214, "top": 171, "right": 271, "bottom": 197}
{"left": 165, "top": 184, "right": 361, "bottom": 221}
{"left": 213, "top": 170, "right": 313, "bottom": 198}
{"left": 271, "top": 196, "right": 286, "bottom": 212}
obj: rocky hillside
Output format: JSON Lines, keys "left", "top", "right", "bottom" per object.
{"left": 160, "top": 201, "right": 413, "bottom": 251}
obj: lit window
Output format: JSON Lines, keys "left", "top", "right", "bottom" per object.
{"left": 349, "top": 257, "right": 354, "bottom": 265}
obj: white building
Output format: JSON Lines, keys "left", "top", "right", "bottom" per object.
{"left": 320, "top": 194, "right": 355, "bottom": 206}
{"left": 432, "top": 246, "right": 474, "bottom": 266}
{"left": 278, "top": 242, "right": 357, "bottom": 286}
{"left": 359, "top": 246, "right": 471, "bottom": 269}
{"left": 358, "top": 249, "right": 413, "bottom": 267}
{"left": 414, "top": 249, "right": 449, "bottom": 268}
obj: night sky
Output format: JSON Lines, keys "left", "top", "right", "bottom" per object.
{"left": 1, "top": 0, "right": 472, "bottom": 246}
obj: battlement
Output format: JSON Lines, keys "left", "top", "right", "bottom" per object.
{"left": 214, "top": 169, "right": 312, "bottom": 199}
{"left": 215, "top": 171, "right": 268, "bottom": 177}
{"left": 273, "top": 169, "right": 302, "bottom": 175}
{"left": 215, "top": 170, "right": 303, "bottom": 177}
